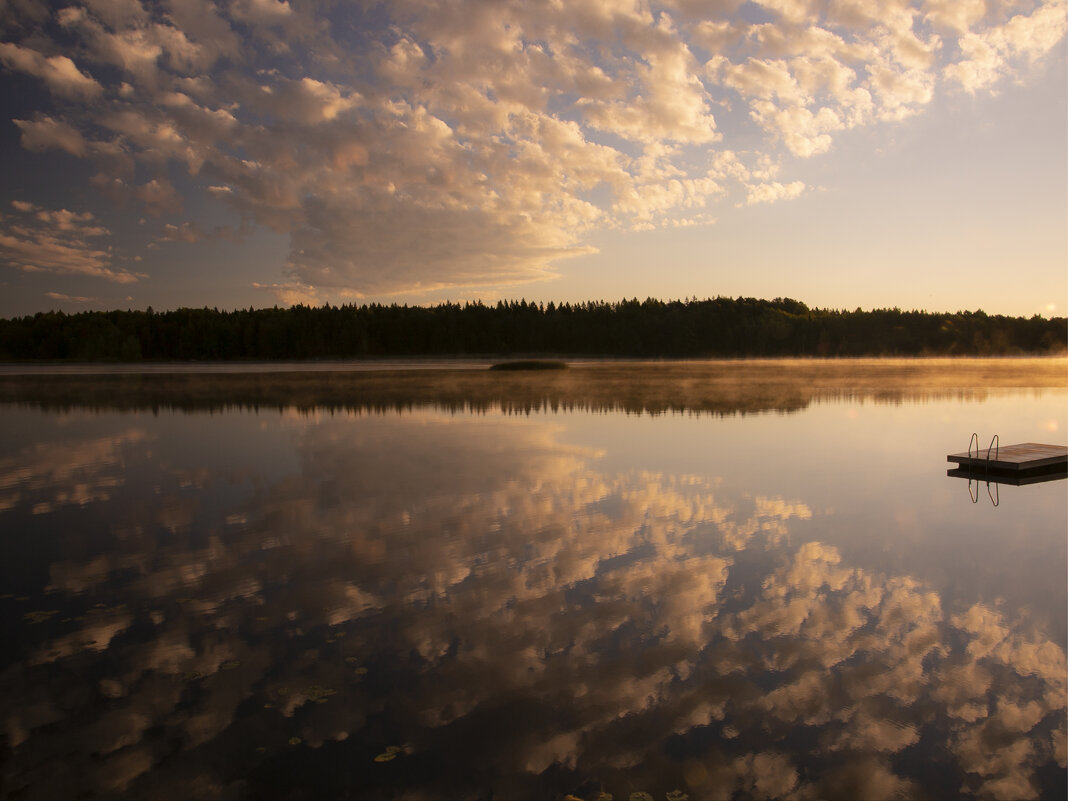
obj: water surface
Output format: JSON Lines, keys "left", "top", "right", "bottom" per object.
{"left": 1, "top": 360, "right": 1065, "bottom": 800}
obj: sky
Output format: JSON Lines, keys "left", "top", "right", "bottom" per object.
{"left": 0, "top": 0, "right": 1065, "bottom": 319}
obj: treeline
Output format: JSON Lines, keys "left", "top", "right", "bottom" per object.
{"left": 0, "top": 297, "right": 1064, "bottom": 361}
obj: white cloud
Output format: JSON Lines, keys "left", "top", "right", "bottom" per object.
{"left": 133, "top": 178, "right": 183, "bottom": 216}
{"left": 159, "top": 222, "right": 200, "bottom": 243}
{"left": 254, "top": 76, "right": 361, "bottom": 124}
{"left": 82, "top": 0, "right": 149, "bottom": 29}
{"left": 44, "top": 291, "right": 96, "bottom": 302}
{"left": 57, "top": 8, "right": 162, "bottom": 83}
{"left": 753, "top": 0, "right": 818, "bottom": 25}
{"left": 945, "top": 0, "right": 1068, "bottom": 93}
{"left": 0, "top": 202, "right": 141, "bottom": 283}
{"left": 230, "top": 0, "right": 293, "bottom": 24}
{"left": 923, "top": 0, "right": 987, "bottom": 33}
{"left": 867, "top": 63, "right": 934, "bottom": 119}
{"left": 723, "top": 58, "right": 809, "bottom": 104}
{"left": 579, "top": 37, "right": 722, "bottom": 144}
{"left": 751, "top": 100, "right": 842, "bottom": 156}
{"left": 34, "top": 207, "right": 108, "bottom": 235}
{"left": 13, "top": 116, "right": 89, "bottom": 156}
{"left": 286, "top": 196, "right": 590, "bottom": 296}
{"left": 251, "top": 280, "right": 322, "bottom": 306}
{"left": 163, "top": 0, "right": 241, "bottom": 65}
{"left": 0, "top": 0, "right": 1064, "bottom": 301}
{"left": 0, "top": 42, "right": 103, "bottom": 99}
{"left": 745, "top": 180, "right": 807, "bottom": 206}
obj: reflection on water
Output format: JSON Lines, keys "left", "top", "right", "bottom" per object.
{"left": 1, "top": 367, "right": 1065, "bottom": 800}
{"left": 2, "top": 357, "right": 1066, "bottom": 418}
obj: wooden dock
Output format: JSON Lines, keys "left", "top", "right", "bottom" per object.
{"left": 947, "top": 442, "right": 1067, "bottom": 473}
{"left": 946, "top": 466, "right": 1067, "bottom": 486}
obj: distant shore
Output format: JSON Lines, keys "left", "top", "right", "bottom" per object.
{"left": 1, "top": 298, "right": 1064, "bottom": 362}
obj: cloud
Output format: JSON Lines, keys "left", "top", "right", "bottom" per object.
{"left": 945, "top": 0, "right": 1068, "bottom": 93}
{"left": 251, "top": 280, "right": 322, "bottom": 306}
{"left": 44, "top": 291, "right": 96, "bottom": 303}
{"left": 159, "top": 221, "right": 200, "bottom": 243}
{"left": 0, "top": 0, "right": 1064, "bottom": 301}
{"left": 924, "top": 0, "right": 988, "bottom": 34}
{"left": 286, "top": 194, "right": 592, "bottom": 296}
{"left": 56, "top": 5, "right": 225, "bottom": 83}
{"left": 868, "top": 63, "right": 934, "bottom": 120}
{"left": 13, "top": 116, "right": 89, "bottom": 157}
{"left": 744, "top": 180, "right": 807, "bottom": 205}
{"left": 0, "top": 201, "right": 141, "bottom": 283}
{"left": 230, "top": 0, "right": 293, "bottom": 25}
{"left": 722, "top": 57, "right": 809, "bottom": 104}
{"left": 133, "top": 178, "right": 182, "bottom": 216}
{"left": 0, "top": 42, "right": 103, "bottom": 99}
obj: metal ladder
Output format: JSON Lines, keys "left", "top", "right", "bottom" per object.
{"left": 966, "top": 432, "right": 1000, "bottom": 506}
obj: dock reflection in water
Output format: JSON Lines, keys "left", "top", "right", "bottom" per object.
{"left": 0, "top": 366, "right": 1065, "bottom": 800}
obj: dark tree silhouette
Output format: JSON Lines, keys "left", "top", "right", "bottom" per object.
{"left": 0, "top": 298, "right": 1063, "bottom": 361}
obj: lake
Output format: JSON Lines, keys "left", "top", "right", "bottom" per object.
{"left": 1, "top": 359, "right": 1065, "bottom": 800}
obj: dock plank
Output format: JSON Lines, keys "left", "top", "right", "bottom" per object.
{"left": 946, "top": 442, "right": 1067, "bottom": 472}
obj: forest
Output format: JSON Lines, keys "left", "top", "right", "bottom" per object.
{"left": 0, "top": 297, "right": 1064, "bottom": 361}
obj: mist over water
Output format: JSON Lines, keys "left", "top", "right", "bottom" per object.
{"left": 1, "top": 362, "right": 1065, "bottom": 800}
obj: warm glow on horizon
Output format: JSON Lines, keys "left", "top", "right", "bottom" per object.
{"left": 0, "top": 0, "right": 1064, "bottom": 317}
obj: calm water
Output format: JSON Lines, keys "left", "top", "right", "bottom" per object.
{"left": 1, "top": 362, "right": 1065, "bottom": 800}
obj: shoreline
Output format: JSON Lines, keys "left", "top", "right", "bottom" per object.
{"left": 0, "top": 353, "right": 1065, "bottom": 377}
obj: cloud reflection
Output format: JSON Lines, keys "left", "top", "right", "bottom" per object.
{"left": 0, "top": 425, "right": 146, "bottom": 513}
{"left": 0, "top": 408, "right": 1064, "bottom": 800}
